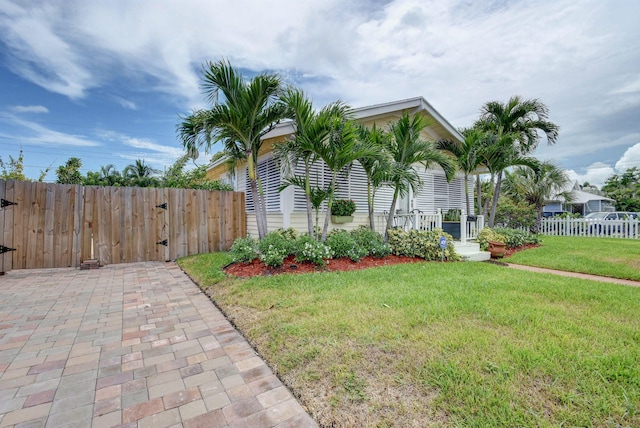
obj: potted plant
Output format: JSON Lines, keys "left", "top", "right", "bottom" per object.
{"left": 331, "top": 199, "right": 356, "bottom": 224}
{"left": 442, "top": 209, "right": 461, "bottom": 239}
{"left": 478, "top": 228, "right": 507, "bottom": 258}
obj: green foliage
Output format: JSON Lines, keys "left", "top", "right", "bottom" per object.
{"left": 161, "top": 153, "right": 232, "bottom": 191}
{"left": 257, "top": 230, "right": 298, "bottom": 267}
{"left": 443, "top": 209, "right": 461, "bottom": 222}
{"left": 295, "top": 235, "right": 333, "bottom": 266}
{"left": 0, "top": 149, "right": 27, "bottom": 180}
{"left": 387, "top": 228, "right": 460, "bottom": 261}
{"left": 478, "top": 227, "right": 506, "bottom": 250}
{"left": 494, "top": 197, "right": 536, "bottom": 230}
{"left": 56, "top": 157, "right": 84, "bottom": 184}
{"left": 326, "top": 230, "right": 367, "bottom": 261}
{"left": 350, "top": 226, "right": 391, "bottom": 258}
{"left": 331, "top": 199, "right": 356, "bottom": 216}
{"left": 492, "top": 227, "right": 541, "bottom": 248}
{"left": 229, "top": 236, "right": 259, "bottom": 263}
{"left": 602, "top": 167, "right": 640, "bottom": 212}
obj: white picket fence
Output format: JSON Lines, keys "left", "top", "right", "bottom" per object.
{"left": 540, "top": 218, "right": 640, "bottom": 239}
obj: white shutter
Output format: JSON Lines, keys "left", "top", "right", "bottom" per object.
{"left": 433, "top": 173, "right": 449, "bottom": 211}
{"left": 245, "top": 157, "right": 281, "bottom": 213}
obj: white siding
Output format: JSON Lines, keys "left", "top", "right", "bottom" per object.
{"left": 244, "top": 157, "right": 281, "bottom": 213}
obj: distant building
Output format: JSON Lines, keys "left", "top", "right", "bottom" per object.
{"left": 544, "top": 181, "right": 615, "bottom": 216}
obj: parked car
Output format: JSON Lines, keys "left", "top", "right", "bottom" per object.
{"left": 584, "top": 211, "right": 639, "bottom": 235}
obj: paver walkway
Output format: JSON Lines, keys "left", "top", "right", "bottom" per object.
{"left": 0, "top": 262, "right": 317, "bottom": 428}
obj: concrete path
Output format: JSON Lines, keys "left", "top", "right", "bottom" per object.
{"left": 502, "top": 262, "right": 640, "bottom": 287}
{"left": 0, "top": 262, "right": 317, "bottom": 428}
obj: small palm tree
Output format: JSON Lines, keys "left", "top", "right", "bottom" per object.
{"left": 437, "top": 127, "right": 487, "bottom": 215}
{"left": 177, "top": 59, "right": 287, "bottom": 239}
{"left": 356, "top": 124, "right": 392, "bottom": 230}
{"left": 99, "top": 164, "right": 121, "bottom": 186}
{"left": 384, "top": 113, "right": 456, "bottom": 235}
{"left": 503, "top": 161, "right": 572, "bottom": 233}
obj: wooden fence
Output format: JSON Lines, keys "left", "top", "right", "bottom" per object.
{"left": 539, "top": 217, "right": 639, "bottom": 239}
{"left": 0, "top": 180, "right": 245, "bottom": 273}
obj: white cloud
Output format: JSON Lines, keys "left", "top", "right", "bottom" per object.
{"left": 615, "top": 142, "right": 640, "bottom": 172}
{"left": 11, "top": 105, "right": 49, "bottom": 113}
{"left": 97, "top": 130, "right": 183, "bottom": 168}
{"left": 0, "top": 115, "right": 100, "bottom": 147}
{"left": 565, "top": 162, "right": 615, "bottom": 189}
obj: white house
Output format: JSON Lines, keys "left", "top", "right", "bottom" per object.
{"left": 206, "top": 97, "right": 475, "bottom": 236}
{"left": 544, "top": 181, "right": 615, "bottom": 216}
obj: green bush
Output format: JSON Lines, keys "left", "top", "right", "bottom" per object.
{"left": 230, "top": 236, "right": 259, "bottom": 264}
{"left": 326, "top": 230, "right": 368, "bottom": 262}
{"left": 387, "top": 228, "right": 460, "bottom": 261}
{"left": 295, "top": 235, "right": 333, "bottom": 266}
{"left": 477, "top": 228, "right": 506, "bottom": 251}
{"left": 493, "top": 227, "right": 541, "bottom": 248}
{"left": 350, "top": 226, "right": 391, "bottom": 258}
{"left": 331, "top": 199, "right": 356, "bottom": 216}
{"left": 256, "top": 230, "right": 298, "bottom": 268}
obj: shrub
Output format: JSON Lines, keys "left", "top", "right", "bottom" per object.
{"left": 257, "top": 230, "right": 298, "bottom": 268}
{"left": 495, "top": 197, "right": 536, "bottom": 230}
{"left": 331, "top": 199, "right": 356, "bottom": 216}
{"left": 350, "top": 226, "right": 391, "bottom": 258}
{"left": 230, "top": 236, "right": 259, "bottom": 264}
{"left": 295, "top": 235, "right": 333, "bottom": 266}
{"left": 326, "top": 230, "right": 368, "bottom": 262}
{"left": 387, "top": 228, "right": 460, "bottom": 261}
{"left": 493, "top": 227, "right": 541, "bottom": 248}
{"left": 477, "top": 228, "right": 506, "bottom": 251}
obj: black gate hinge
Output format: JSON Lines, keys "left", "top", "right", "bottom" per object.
{"left": 156, "top": 203, "right": 167, "bottom": 210}
{"left": 0, "top": 245, "right": 16, "bottom": 254}
{"left": 156, "top": 239, "right": 168, "bottom": 246}
{"left": 1, "top": 198, "right": 17, "bottom": 209}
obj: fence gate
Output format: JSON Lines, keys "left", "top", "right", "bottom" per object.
{"left": 0, "top": 180, "right": 245, "bottom": 273}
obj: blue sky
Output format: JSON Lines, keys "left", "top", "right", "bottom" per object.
{"left": 1, "top": 0, "right": 639, "bottom": 187}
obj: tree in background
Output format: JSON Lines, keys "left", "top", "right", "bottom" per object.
{"left": 123, "top": 159, "right": 160, "bottom": 187}
{"left": 476, "top": 96, "right": 559, "bottom": 226}
{"left": 178, "top": 59, "right": 287, "bottom": 239}
{"left": 0, "top": 149, "right": 26, "bottom": 181}
{"left": 602, "top": 167, "right": 640, "bottom": 212}
{"left": 56, "top": 157, "right": 84, "bottom": 184}
{"left": 502, "top": 161, "right": 572, "bottom": 233}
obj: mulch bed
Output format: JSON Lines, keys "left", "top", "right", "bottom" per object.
{"left": 224, "top": 244, "right": 542, "bottom": 278}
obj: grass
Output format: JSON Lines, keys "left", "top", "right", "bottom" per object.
{"left": 178, "top": 253, "right": 640, "bottom": 427}
{"left": 506, "top": 235, "right": 640, "bottom": 281}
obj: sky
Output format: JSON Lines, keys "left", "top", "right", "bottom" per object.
{"left": 0, "top": 0, "right": 639, "bottom": 188}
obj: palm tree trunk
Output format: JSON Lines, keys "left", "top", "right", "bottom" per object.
{"left": 464, "top": 174, "right": 470, "bottom": 215}
{"left": 321, "top": 174, "right": 337, "bottom": 241}
{"left": 476, "top": 173, "right": 482, "bottom": 216}
{"left": 247, "top": 154, "right": 268, "bottom": 239}
{"left": 489, "top": 171, "right": 503, "bottom": 227}
{"left": 304, "top": 163, "right": 314, "bottom": 236}
{"left": 384, "top": 188, "right": 400, "bottom": 240}
{"left": 367, "top": 180, "right": 375, "bottom": 230}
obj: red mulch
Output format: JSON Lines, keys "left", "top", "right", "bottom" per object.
{"left": 224, "top": 254, "right": 426, "bottom": 278}
{"left": 224, "top": 244, "right": 542, "bottom": 278}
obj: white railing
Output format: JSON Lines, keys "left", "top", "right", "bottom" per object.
{"left": 540, "top": 218, "right": 639, "bottom": 239}
{"left": 375, "top": 211, "right": 485, "bottom": 242}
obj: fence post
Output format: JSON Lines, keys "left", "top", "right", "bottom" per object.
{"left": 436, "top": 208, "right": 442, "bottom": 229}
{"left": 460, "top": 209, "right": 467, "bottom": 244}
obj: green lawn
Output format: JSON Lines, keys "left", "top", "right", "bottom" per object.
{"left": 506, "top": 235, "right": 640, "bottom": 281}
{"left": 178, "top": 253, "right": 640, "bottom": 427}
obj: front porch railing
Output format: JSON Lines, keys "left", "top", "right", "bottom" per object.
{"left": 375, "top": 210, "right": 484, "bottom": 242}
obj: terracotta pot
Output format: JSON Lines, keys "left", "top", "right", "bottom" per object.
{"left": 488, "top": 241, "right": 506, "bottom": 258}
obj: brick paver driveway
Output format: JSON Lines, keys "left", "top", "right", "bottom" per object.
{"left": 0, "top": 262, "right": 317, "bottom": 428}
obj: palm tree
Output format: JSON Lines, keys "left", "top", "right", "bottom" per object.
{"left": 123, "top": 159, "right": 159, "bottom": 187}
{"left": 502, "top": 161, "right": 572, "bottom": 233}
{"left": 275, "top": 89, "right": 339, "bottom": 237}
{"left": 384, "top": 113, "right": 456, "bottom": 235}
{"left": 356, "top": 124, "right": 392, "bottom": 231}
{"left": 437, "top": 127, "right": 487, "bottom": 215}
{"left": 99, "top": 164, "right": 121, "bottom": 186}
{"left": 310, "top": 103, "right": 380, "bottom": 241}
{"left": 177, "top": 59, "right": 287, "bottom": 239}
{"left": 476, "top": 96, "right": 559, "bottom": 226}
